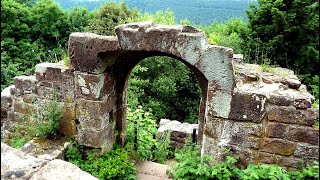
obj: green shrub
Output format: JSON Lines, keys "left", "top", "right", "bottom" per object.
{"left": 169, "top": 143, "right": 319, "bottom": 180}
{"left": 34, "top": 97, "right": 63, "bottom": 138}
{"left": 65, "top": 141, "right": 137, "bottom": 180}
{"left": 126, "top": 106, "right": 172, "bottom": 163}
{"left": 4, "top": 116, "right": 37, "bottom": 148}
{"left": 170, "top": 144, "right": 239, "bottom": 180}
{"left": 3, "top": 96, "right": 63, "bottom": 148}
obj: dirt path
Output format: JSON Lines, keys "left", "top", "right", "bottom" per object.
{"left": 136, "top": 159, "right": 177, "bottom": 180}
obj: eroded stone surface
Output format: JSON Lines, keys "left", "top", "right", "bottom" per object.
{"left": 30, "top": 160, "right": 98, "bottom": 180}
{"left": 1, "top": 143, "right": 48, "bottom": 180}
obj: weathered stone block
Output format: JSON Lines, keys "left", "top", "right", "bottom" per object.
{"left": 36, "top": 85, "right": 64, "bottom": 101}
{"left": 76, "top": 99, "right": 112, "bottom": 120}
{"left": 13, "top": 99, "right": 35, "bottom": 115}
{"left": 228, "top": 146, "right": 256, "bottom": 169}
{"left": 204, "top": 117, "right": 224, "bottom": 139}
{"left": 116, "top": 21, "right": 183, "bottom": 55}
{"left": 257, "top": 152, "right": 304, "bottom": 169}
{"left": 282, "top": 78, "right": 301, "bottom": 90}
{"left": 268, "top": 93, "right": 293, "bottom": 106}
{"left": 294, "top": 143, "right": 319, "bottom": 159}
{"left": 68, "top": 33, "right": 120, "bottom": 73}
{"left": 171, "top": 136, "right": 186, "bottom": 143}
{"left": 1, "top": 85, "right": 14, "bottom": 118}
{"left": 76, "top": 123, "right": 115, "bottom": 150}
{"left": 260, "top": 138, "right": 296, "bottom": 156}
{"left": 229, "top": 92, "right": 267, "bottom": 123}
{"left": 268, "top": 106, "right": 317, "bottom": 126}
{"left": 265, "top": 122, "right": 287, "bottom": 138}
{"left": 171, "top": 131, "right": 187, "bottom": 138}
{"left": 35, "top": 62, "right": 74, "bottom": 83}
{"left": 13, "top": 76, "right": 37, "bottom": 95}
{"left": 75, "top": 72, "right": 115, "bottom": 101}
{"left": 59, "top": 103, "right": 77, "bottom": 137}
{"left": 77, "top": 117, "right": 110, "bottom": 131}
{"left": 22, "top": 94, "right": 36, "bottom": 104}
{"left": 293, "top": 99, "right": 312, "bottom": 109}
{"left": 286, "top": 125, "right": 319, "bottom": 145}
{"left": 229, "top": 135, "right": 261, "bottom": 149}
{"left": 230, "top": 121, "right": 263, "bottom": 137}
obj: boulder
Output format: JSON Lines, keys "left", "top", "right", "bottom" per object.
{"left": 30, "top": 160, "right": 98, "bottom": 180}
{"left": 1, "top": 143, "right": 48, "bottom": 180}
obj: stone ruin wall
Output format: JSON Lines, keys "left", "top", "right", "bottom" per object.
{"left": 1, "top": 21, "right": 319, "bottom": 170}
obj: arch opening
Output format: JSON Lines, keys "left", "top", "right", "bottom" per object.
{"left": 108, "top": 51, "right": 208, "bottom": 146}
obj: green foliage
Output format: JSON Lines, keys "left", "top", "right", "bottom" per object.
{"left": 170, "top": 143, "right": 239, "bottom": 180}
{"left": 3, "top": 96, "right": 62, "bottom": 147}
{"left": 126, "top": 106, "right": 172, "bottom": 163}
{"left": 3, "top": 116, "right": 38, "bottom": 148}
{"left": 1, "top": 0, "right": 71, "bottom": 90}
{"left": 30, "top": 0, "right": 69, "bottom": 48}
{"left": 199, "top": 17, "right": 248, "bottom": 54}
{"left": 86, "top": 2, "right": 138, "bottom": 35}
{"left": 170, "top": 143, "right": 319, "bottom": 180}
{"left": 128, "top": 8, "right": 176, "bottom": 25}
{"left": 128, "top": 56, "right": 201, "bottom": 124}
{"left": 288, "top": 161, "right": 319, "bottom": 179}
{"left": 33, "top": 97, "right": 63, "bottom": 138}
{"left": 65, "top": 141, "right": 137, "bottom": 180}
{"left": 66, "top": 6, "right": 93, "bottom": 33}
{"left": 237, "top": 164, "right": 290, "bottom": 180}
{"left": 61, "top": 50, "right": 71, "bottom": 67}
{"left": 243, "top": 0, "right": 319, "bottom": 77}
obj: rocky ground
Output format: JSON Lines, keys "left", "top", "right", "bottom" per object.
{"left": 1, "top": 140, "right": 175, "bottom": 180}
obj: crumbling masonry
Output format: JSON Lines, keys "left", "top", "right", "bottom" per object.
{"left": 1, "top": 21, "right": 318, "bottom": 169}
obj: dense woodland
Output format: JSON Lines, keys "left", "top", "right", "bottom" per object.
{"left": 1, "top": 0, "right": 319, "bottom": 124}
{"left": 55, "top": 0, "right": 258, "bottom": 25}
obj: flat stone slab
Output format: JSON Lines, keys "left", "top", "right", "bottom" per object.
{"left": 136, "top": 161, "right": 171, "bottom": 180}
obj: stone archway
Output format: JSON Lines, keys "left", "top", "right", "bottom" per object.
{"left": 3, "top": 21, "right": 318, "bottom": 169}
{"left": 68, "top": 21, "right": 236, "bottom": 149}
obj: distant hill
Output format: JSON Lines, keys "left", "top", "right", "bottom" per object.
{"left": 56, "top": 0, "right": 258, "bottom": 25}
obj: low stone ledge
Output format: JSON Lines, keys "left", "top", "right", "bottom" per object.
{"left": 1, "top": 143, "right": 98, "bottom": 180}
{"left": 30, "top": 159, "right": 98, "bottom": 180}
{"left": 157, "top": 119, "right": 198, "bottom": 148}
{"left": 35, "top": 62, "right": 74, "bottom": 83}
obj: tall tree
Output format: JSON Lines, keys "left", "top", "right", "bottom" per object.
{"left": 30, "top": 0, "right": 69, "bottom": 49}
{"left": 243, "top": 0, "right": 319, "bottom": 76}
{"left": 87, "top": 2, "right": 138, "bottom": 35}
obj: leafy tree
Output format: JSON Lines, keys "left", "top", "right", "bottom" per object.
{"left": 243, "top": 0, "right": 319, "bottom": 77}
{"left": 199, "top": 17, "right": 248, "bottom": 54}
{"left": 128, "top": 56, "right": 201, "bottom": 123}
{"left": 1, "top": 0, "right": 32, "bottom": 40}
{"left": 128, "top": 8, "right": 176, "bottom": 25}
{"left": 30, "top": 0, "right": 69, "bottom": 49}
{"left": 1, "top": 0, "right": 36, "bottom": 90}
{"left": 86, "top": 2, "right": 138, "bottom": 35}
{"left": 66, "top": 6, "right": 94, "bottom": 34}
